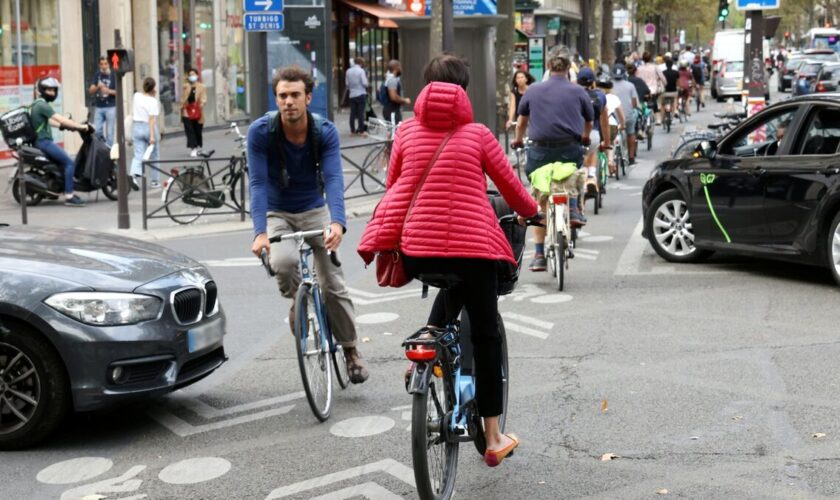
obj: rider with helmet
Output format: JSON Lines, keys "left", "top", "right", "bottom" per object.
{"left": 610, "top": 64, "right": 639, "bottom": 165}
{"left": 30, "top": 77, "right": 93, "bottom": 206}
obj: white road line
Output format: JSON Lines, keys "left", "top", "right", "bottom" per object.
{"left": 575, "top": 248, "right": 600, "bottom": 255}
{"left": 501, "top": 312, "right": 554, "bottom": 329}
{"left": 148, "top": 405, "right": 296, "bottom": 437}
{"left": 575, "top": 253, "right": 598, "bottom": 260}
{"left": 182, "top": 392, "right": 304, "bottom": 419}
{"left": 309, "top": 482, "right": 404, "bottom": 500}
{"left": 505, "top": 322, "right": 549, "bottom": 340}
{"left": 265, "top": 459, "right": 416, "bottom": 499}
{"left": 614, "top": 217, "right": 653, "bottom": 276}
{"left": 346, "top": 287, "right": 421, "bottom": 299}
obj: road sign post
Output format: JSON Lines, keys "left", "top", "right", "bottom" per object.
{"left": 243, "top": 0, "right": 285, "bottom": 32}
{"left": 107, "top": 31, "right": 134, "bottom": 230}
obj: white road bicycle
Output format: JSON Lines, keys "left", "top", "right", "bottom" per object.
{"left": 545, "top": 189, "right": 574, "bottom": 291}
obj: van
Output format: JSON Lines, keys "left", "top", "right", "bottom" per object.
{"left": 711, "top": 29, "right": 770, "bottom": 101}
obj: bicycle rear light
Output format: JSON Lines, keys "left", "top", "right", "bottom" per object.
{"left": 170, "top": 168, "right": 180, "bottom": 177}
{"left": 551, "top": 194, "right": 568, "bottom": 205}
{"left": 405, "top": 345, "right": 436, "bottom": 362}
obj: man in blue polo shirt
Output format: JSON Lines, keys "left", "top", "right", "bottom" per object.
{"left": 248, "top": 65, "right": 368, "bottom": 384}
{"left": 512, "top": 44, "right": 594, "bottom": 272}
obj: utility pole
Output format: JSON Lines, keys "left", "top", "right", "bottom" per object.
{"left": 108, "top": 30, "right": 134, "bottom": 230}
{"left": 443, "top": 0, "right": 455, "bottom": 51}
{"left": 496, "top": 0, "right": 515, "bottom": 137}
{"left": 430, "top": 0, "right": 443, "bottom": 57}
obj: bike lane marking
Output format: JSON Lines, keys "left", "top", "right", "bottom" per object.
{"left": 330, "top": 416, "right": 395, "bottom": 438}
{"left": 158, "top": 457, "right": 232, "bottom": 485}
{"left": 36, "top": 457, "right": 114, "bottom": 484}
{"left": 264, "top": 458, "right": 415, "bottom": 499}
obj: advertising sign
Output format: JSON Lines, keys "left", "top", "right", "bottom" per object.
{"left": 425, "top": 0, "right": 496, "bottom": 16}
{"left": 528, "top": 37, "right": 545, "bottom": 81}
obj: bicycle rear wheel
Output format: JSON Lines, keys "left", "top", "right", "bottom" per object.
{"left": 646, "top": 121, "right": 653, "bottom": 151}
{"left": 332, "top": 343, "right": 351, "bottom": 390}
{"left": 412, "top": 364, "right": 459, "bottom": 500}
{"left": 472, "top": 313, "right": 509, "bottom": 456}
{"left": 164, "top": 170, "right": 208, "bottom": 224}
{"left": 360, "top": 145, "right": 388, "bottom": 194}
{"left": 295, "top": 284, "right": 333, "bottom": 421}
{"left": 556, "top": 233, "right": 566, "bottom": 291}
{"left": 229, "top": 168, "right": 250, "bottom": 214}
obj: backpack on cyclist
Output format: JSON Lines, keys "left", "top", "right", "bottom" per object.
{"left": 0, "top": 102, "right": 39, "bottom": 149}
{"left": 587, "top": 89, "right": 603, "bottom": 121}
{"left": 266, "top": 109, "right": 326, "bottom": 193}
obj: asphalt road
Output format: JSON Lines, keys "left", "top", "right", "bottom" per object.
{"left": 7, "top": 83, "right": 840, "bottom": 500}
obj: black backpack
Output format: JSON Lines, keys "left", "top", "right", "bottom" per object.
{"left": 587, "top": 89, "right": 603, "bottom": 120}
{"left": 265, "top": 110, "right": 326, "bottom": 193}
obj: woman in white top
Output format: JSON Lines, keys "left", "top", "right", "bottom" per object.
{"left": 130, "top": 77, "right": 161, "bottom": 189}
{"left": 596, "top": 77, "right": 625, "bottom": 176}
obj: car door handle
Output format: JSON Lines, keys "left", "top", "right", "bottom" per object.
{"left": 750, "top": 167, "right": 767, "bottom": 177}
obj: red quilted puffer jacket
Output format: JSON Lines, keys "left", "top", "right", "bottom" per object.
{"left": 357, "top": 81, "right": 538, "bottom": 266}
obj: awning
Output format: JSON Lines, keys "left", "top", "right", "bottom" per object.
{"left": 339, "top": 0, "right": 421, "bottom": 29}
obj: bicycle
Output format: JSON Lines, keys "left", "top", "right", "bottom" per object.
{"left": 670, "top": 111, "right": 745, "bottom": 159}
{"left": 260, "top": 228, "right": 349, "bottom": 421}
{"left": 638, "top": 102, "right": 654, "bottom": 152}
{"left": 404, "top": 212, "right": 541, "bottom": 499}
{"left": 162, "top": 121, "right": 249, "bottom": 224}
{"left": 662, "top": 96, "right": 675, "bottom": 134}
{"left": 584, "top": 145, "right": 608, "bottom": 215}
{"left": 546, "top": 188, "right": 575, "bottom": 291}
{"left": 360, "top": 117, "right": 396, "bottom": 194}
{"left": 677, "top": 93, "right": 688, "bottom": 123}
{"left": 613, "top": 127, "right": 627, "bottom": 180}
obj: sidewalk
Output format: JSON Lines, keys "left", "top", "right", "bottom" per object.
{"left": 0, "top": 108, "right": 397, "bottom": 241}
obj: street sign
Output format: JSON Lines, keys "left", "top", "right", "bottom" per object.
{"left": 244, "top": 0, "right": 283, "bottom": 11}
{"left": 244, "top": 13, "right": 284, "bottom": 31}
{"left": 644, "top": 23, "right": 655, "bottom": 42}
{"left": 735, "top": 0, "right": 778, "bottom": 10}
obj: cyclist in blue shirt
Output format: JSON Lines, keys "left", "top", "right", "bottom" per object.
{"left": 248, "top": 65, "right": 368, "bottom": 383}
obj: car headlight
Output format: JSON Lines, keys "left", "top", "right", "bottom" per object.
{"left": 45, "top": 292, "right": 162, "bottom": 326}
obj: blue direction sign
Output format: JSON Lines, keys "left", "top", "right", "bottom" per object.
{"left": 735, "top": 0, "right": 779, "bottom": 10}
{"left": 244, "top": 13, "right": 284, "bottom": 31}
{"left": 244, "top": 0, "right": 283, "bottom": 11}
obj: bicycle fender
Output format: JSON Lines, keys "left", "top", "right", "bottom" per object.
{"left": 407, "top": 362, "right": 434, "bottom": 395}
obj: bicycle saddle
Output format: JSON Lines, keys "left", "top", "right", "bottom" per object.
{"left": 198, "top": 149, "right": 216, "bottom": 158}
{"left": 417, "top": 273, "right": 462, "bottom": 290}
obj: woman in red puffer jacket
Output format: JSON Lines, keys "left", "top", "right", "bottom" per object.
{"left": 357, "top": 54, "right": 538, "bottom": 467}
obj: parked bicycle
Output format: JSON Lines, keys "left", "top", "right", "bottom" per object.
{"left": 161, "top": 121, "right": 249, "bottom": 224}
{"left": 260, "top": 228, "right": 349, "bottom": 422}
{"left": 359, "top": 117, "right": 396, "bottom": 194}
{"left": 670, "top": 111, "right": 746, "bottom": 159}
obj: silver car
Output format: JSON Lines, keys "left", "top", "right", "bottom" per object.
{"left": 713, "top": 60, "right": 745, "bottom": 100}
{"left": 0, "top": 225, "right": 226, "bottom": 449}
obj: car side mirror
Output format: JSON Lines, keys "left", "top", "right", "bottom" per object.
{"left": 693, "top": 140, "right": 717, "bottom": 160}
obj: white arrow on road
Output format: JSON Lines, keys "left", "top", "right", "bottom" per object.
{"left": 255, "top": 0, "right": 274, "bottom": 10}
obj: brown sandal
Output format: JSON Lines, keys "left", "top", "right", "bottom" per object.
{"left": 345, "top": 347, "right": 369, "bottom": 384}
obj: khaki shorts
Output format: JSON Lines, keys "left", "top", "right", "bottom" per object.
{"left": 530, "top": 168, "right": 587, "bottom": 200}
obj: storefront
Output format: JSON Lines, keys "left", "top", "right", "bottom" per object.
{"left": 155, "top": 0, "right": 249, "bottom": 132}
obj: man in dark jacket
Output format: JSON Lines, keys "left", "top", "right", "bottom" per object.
{"left": 248, "top": 65, "right": 368, "bottom": 383}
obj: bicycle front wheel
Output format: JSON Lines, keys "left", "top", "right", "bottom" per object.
{"left": 360, "top": 145, "right": 389, "bottom": 194}
{"left": 295, "top": 284, "right": 333, "bottom": 422}
{"left": 412, "top": 369, "right": 459, "bottom": 500}
{"left": 555, "top": 232, "right": 565, "bottom": 291}
{"left": 229, "top": 168, "right": 250, "bottom": 214}
{"left": 164, "top": 171, "right": 208, "bottom": 224}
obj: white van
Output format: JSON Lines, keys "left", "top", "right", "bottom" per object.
{"left": 711, "top": 29, "right": 770, "bottom": 100}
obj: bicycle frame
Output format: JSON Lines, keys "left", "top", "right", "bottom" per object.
{"left": 546, "top": 191, "right": 571, "bottom": 255}
{"left": 287, "top": 233, "right": 336, "bottom": 358}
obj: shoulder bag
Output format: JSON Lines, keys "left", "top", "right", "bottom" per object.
{"left": 376, "top": 129, "right": 455, "bottom": 287}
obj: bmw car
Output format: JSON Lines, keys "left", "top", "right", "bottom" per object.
{"left": 0, "top": 225, "right": 226, "bottom": 449}
{"left": 642, "top": 94, "right": 840, "bottom": 285}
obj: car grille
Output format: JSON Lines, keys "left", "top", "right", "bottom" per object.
{"left": 173, "top": 288, "right": 203, "bottom": 325}
{"left": 204, "top": 281, "right": 218, "bottom": 316}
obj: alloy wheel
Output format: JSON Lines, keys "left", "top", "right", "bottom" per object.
{"left": 0, "top": 342, "right": 41, "bottom": 435}
{"left": 832, "top": 224, "right": 840, "bottom": 277}
{"left": 652, "top": 199, "right": 696, "bottom": 257}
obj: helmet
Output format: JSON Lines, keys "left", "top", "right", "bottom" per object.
{"left": 664, "top": 52, "right": 673, "bottom": 59}
{"left": 596, "top": 73, "right": 613, "bottom": 89}
{"left": 679, "top": 60, "right": 689, "bottom": 69}
{"left": 37, "top": 77, "right": 60, "bottom": 102}
{"left": 577, "top": 67, "right": 596, "bottom": 86}
{"left": 612, "top": 63, "right": 627, "bottom": 79}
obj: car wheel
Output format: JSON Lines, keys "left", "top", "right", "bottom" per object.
{"left": 826, "top": 211, "right": 840, "bottom": 287}
{"left": 646, "top": 189, "right": 712, "bottom": 263}
{"left": 0, "top": 320, "right": 70, "bottom": 450}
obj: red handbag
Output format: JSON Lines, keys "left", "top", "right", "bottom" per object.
{"left": 375, "top": 129, "right": 455, "bottom": 287}
{"left": 184, "top": 102, "right": 202, "bottom": 121}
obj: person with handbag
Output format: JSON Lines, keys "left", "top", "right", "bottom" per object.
{"left": 248, "top": 65, "right": 369, "bottom": 384}
{"left": 357, "top": 54, "right": 538, "bottom": 467}
{"left": 180, "top": 68, "right": 207, "bottom": 157}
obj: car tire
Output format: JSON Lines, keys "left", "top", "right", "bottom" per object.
{"left": 826, "top": 211, "right": 840, "bottom": 287}
{"left": 646, "top": 189, "right": 713, "bottom": 264}
{"left": 0, "top": 320, "right": 70, "bottom": 450}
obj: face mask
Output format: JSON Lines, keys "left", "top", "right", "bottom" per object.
{"left": 188, "top": 75, "right": 198, "bottom": 83}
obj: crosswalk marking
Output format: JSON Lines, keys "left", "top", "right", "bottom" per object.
{"left": 505, "top": 322, "right": 549, "bottom": 340}
{"left": 501, "top": 312, "right": 554, "bottom": 330}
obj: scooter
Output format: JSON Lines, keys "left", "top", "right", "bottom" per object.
{"left": 6, "top": 126, "right": 119, "bottom": 206}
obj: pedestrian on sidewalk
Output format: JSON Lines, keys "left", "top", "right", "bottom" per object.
{"left": 508, "top": 69, "right": 535, "bottom": 129}
{"left": 346, "top": 57, "right": 369, "bottom": 135}
{"left": 130, "top": 77, "right": 161, "bottom": 190}
{"left": 180, "top": 68, "right": 207, "bottom": 157}
{"left": 87, "top": 56, "right": 116, "bottom": 147}
{"left": 382, "top": 60, "right": 410, "bottom": 125}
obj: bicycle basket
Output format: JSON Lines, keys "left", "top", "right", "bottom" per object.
{"left": 365, "top": 118, "right": 395, "bottom": 141}
{"left": 488, "top": 192, "right": 526, "bottom": 296}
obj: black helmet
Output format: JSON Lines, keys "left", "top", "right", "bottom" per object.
{"left": 596, "top": 73, "right": 613, "bottom": 89}
{"left": 612, "top": 64, "right": 627, "bottom": 79}
{"left": 37, "top": 77, "right": 60, "bottom": 102}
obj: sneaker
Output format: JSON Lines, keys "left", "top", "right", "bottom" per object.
{"left": 571, "top": 211, "right": 586, "bottom": 227}
{"left": 130, "top": 176, "right": 141, "bottom": 191}
{"left": 189, "top": 148, "right": 198, "bottom": 157}
{"left": 529, "top": 255, "right": 547, "bottom": 272}
{"left": 149, "top": 180, "right": 161, "bottom": 189}
{"left": 64, "top": 195, "right": 86, "bottom": 207}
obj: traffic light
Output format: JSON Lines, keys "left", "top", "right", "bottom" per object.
{"left": 718, "top": 0, "right": 730, "bottom": 21}
{"left": 106, "top": 49, "right": 134, "bottom": 74}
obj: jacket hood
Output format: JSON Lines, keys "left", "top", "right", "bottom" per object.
{"left": 413, "top": 82, "right": 474, "bottom": 130}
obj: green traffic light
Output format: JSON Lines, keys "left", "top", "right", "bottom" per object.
{"left": 721, "top": 7, "right": 729, "bottom": 16}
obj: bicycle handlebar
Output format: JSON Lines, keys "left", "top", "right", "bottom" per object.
{"left": 264, "top": 229, "right": 342, "bottom": 268}
{"left": 498, "top": 212, "right": 545, "bottom": 227}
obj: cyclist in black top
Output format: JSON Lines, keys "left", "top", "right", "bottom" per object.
{"left": 657, "top": 59, "right": 679, "bottom": 125}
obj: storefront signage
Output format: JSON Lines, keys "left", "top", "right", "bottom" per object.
{"left": 245, "top": 13, "right": 285, "bottom": 31}
{"left": 244, "top": 0, "right": 283, "bottom": 11}
{"left": 528, "top": 37, "right": 545, "bottom": 81}
{"left": 547, "top": 17, "right": 560, "bottom": 36}
{"left": 424, "top": 0, "right": 496, "bottom": 16}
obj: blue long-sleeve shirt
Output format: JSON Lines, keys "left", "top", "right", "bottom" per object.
{"left": 247, "top": 113, "right": 346, "bottom": 236}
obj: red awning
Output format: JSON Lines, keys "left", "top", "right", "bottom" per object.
{"left": 340, "top": 0, "right": 420, "bottom": 29}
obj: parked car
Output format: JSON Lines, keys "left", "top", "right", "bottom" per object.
{"left": 642, "top": 94, "right": 840, "bottom": 286}
{"left": 0, "top": 225, "right": 227, "bottom": 449}
{"left": 813, "top": 62, "right": 840, "bottom": 93}
{"left": 713, "top": 60, "right": 745, "bottom": 101}
{"left": 792, "top": 60, "right": 825, "bottom": 96}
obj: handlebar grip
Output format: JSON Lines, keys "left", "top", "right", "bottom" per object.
{"left": 329, "top": 251, "right": 342, "bottom": 267}
{"left": 526, "top": 212, "right": 546, "bottom": 227}
{"left": 260, "top": 249, "right": 276, "bottom": 277}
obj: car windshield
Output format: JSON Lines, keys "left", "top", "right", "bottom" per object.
{"left": 786, "top": 58, "right": 805, "bottom": 70}
{"left": 725, "top": 61, "right": 744, "bottom": 72}
{"left": 802, "top": 63, "right": 822, "bottom": 74}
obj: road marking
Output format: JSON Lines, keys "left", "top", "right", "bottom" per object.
{"left": 148, "top": 400, "right": 298, "bottom": 438}
{"left": 530, "top": 293, "right": 573, "bottom": 304}
{"left": 348, "top": 287, "right": 420, "bottom": 306}
{"left": 347, "top": 287, "right": 421, "bottom": 299}
{"left": 501, "top": 312, "right": 554, "bottom": 330}
{"left": 330, "top": 416, "right": 395, "bottom": 438}
{"left": 37, "top": 458, "right": 114, "bottom": 485}
{"left": 580, "top": 235, "right": 614, "bottom": 242}
{"left": 265, "top": 458, "right": 416, "bottom": 499}
{"left": 158, "top": 457, "right": 232, "bottom": 485}
{"left": 505, "top": 322, "right": 549, "bottom": 339}
{"left": 181, "top": 392, "right": 304, "bottom": 419}
{"left": 310, "top": 482, "right": 404, "bottom": 500}
{"left": 575, "top": 253, "right": 598, "bottom": 261}
{"left": 59, "top": 466, "right": 146, "bottom": 500}
{"left": 356, "top": 312, "right": 400, "bottom": 324}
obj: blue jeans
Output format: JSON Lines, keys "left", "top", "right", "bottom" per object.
{"left": 35, "top": 138, "right": 75, "bottom": 194}
{"left": 130, "top": 122, "right": 160, "bottom": 182}
{"left": 525, "top": 143, "right": 584, "bottom": 178}
{"left": 93, "top": 106, "right": 116, "bottom": 147}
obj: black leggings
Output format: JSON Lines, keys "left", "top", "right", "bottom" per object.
{"left": 403, "top": 256, "right": 503, "bottom": 417}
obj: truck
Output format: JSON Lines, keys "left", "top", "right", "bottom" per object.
{"left": 711, "top": 29, "right": 770, "bottom": 101}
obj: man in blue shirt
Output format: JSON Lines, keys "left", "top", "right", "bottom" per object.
{"left": 512, "top": 45, "right": 594, "bottom": 271}
{"left": 87, "top": 56, "right": 117, "bottom": 147}
{"left": 249, "top": 66, "right": 368, "bottom": 383}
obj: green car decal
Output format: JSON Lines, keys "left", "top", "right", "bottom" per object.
{"left": 700, "top": 173, "right": 731, "bottom": 243}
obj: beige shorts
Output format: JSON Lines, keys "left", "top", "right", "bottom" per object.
{"left": 530, "top": 168, "right": 587, "bottom": 200}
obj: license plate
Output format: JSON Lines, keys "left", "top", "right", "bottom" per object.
{"left": 187, "top": 324, "right": 223, "bottom": 353}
